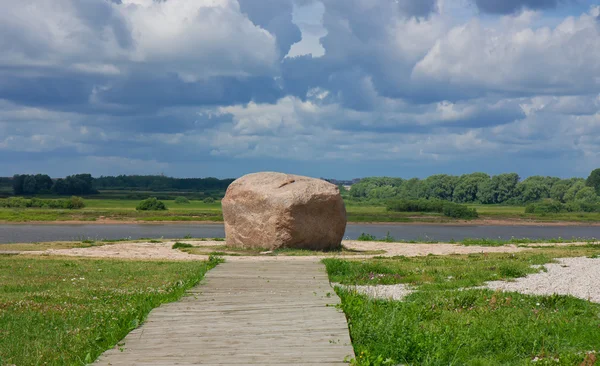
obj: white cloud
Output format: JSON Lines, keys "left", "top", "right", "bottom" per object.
{"left": 412, "top": 8, "right": 600, "bottom": 94}
{"left": 0, "top": 0, "right": 279, "bottom": 81}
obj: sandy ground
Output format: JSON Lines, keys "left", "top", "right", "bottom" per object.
{"left": 334, "top": 283, "right": 414, "bottom": 301}
{"left": 22, "top": 239, "right": 532, "bottom": 262}
{"left": 484, "top": 257, "right": 600, "bottom": 303}
{"left": 19, "top": 240, "right": 600, "bottom": 304}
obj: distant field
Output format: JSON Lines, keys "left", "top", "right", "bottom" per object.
{"left": 467, "top": 204, "right": 525, "bottom": 214}
{"left": 83, "top": 199, "right": 222, "bottom": 211}
{"left": 1, "top": 198, "right": 599, "bottom": 224}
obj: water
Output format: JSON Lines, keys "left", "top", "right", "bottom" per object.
{"left": 1, "top": 223, "right": 599, "bottom": 244}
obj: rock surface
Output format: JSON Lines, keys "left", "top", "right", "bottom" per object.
{"left": 222, "top": 172, "right": 347, "bottom": 250}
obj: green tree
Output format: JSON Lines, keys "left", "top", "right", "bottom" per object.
{"left": 575, "top": 187, "right": 598, "bottom": 203}
{"left": 397, "top": 178, "right": 424, "bottom": 200}
{"left": 476, "top": 173, "right": 520, "bottom": 204}
{"left": 586, "top": 168, "right": 600, "bottom": 195}
{"left": 12, "top": 175, "right": 25, "bottom": 195}
{"left": 564, "top": 181, "right": 585, "bottom": 202}
{"left": 34, "top": 174, "right": 53, "bottom": 192}
{"left": 453, "top": 173, "right": 490, "bottom": 203}
{"left": 367, "top": 186, "right": 398, "bottom": 199}
{"left": 549, "top": 180, "right": 572, "bottom": 202}
{"left": 23, "top": 176, "right": 37, "bottom": 194}
{"left": 516, "top": 176, "right": 553, "bottom": 203}
{"left": 423, "top": 175, "right": 457, "bottom": 200}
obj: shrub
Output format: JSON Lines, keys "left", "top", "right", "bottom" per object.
{"left": 174, "top": 196, "right": 190, "bottom": 204}
{"left": 172, "top": 242, "right": 194, "bottom": 249}
{"left": 357, "top": 233, "right": 377, "bottom": 241}
{"left": 386, "top": 199, "right": 478, "bottom": 219}
{"left": 442, "top": 204, "right": 478, "bottom": 219}
{"left": 0, "top": 196, "right": 85, "bottom": 209}
{"left": 525, "top": 199, "right": 600, "bottom": 214}
{"left": 136, "top": 197, "right": 168, "bottom": 211}
{"left": 203, "top": 197, "right": 215, "bottom": 204}
{"left": 66, "top": 196, "right": 86, "bottom": 209}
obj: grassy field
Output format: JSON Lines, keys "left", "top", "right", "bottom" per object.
{"left": 325, "top": 246, "right": 600, "bottom": 365}
{"left": 0, "top": 256, "right": 220, "bottom": 365}
{"left": 1, "top": 198, "right": 600, "bottom": 223}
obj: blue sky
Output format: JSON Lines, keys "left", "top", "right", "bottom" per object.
{"left": 0, "top": 0, "right": 599, "bottom": 179}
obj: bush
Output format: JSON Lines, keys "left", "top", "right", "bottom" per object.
{"left": 136, "top": 197, "right": 168, "bottom": 211}
{"left": 66, "top": 196, "right": 86, "bottom": 209}
{"left": 357, "top": 233, "right": 377, "bottom": 241}
{"left": 203, "top": 197, "right": 215, "bottom": 204}
{"left": 0, "top": 196, "right": 85, "bottom": 209}
{"left": 525, "top": 199, "right": 600, "bottom": 214}
{"left": 172, "top": 242, "right": 194, "bottom": 249}
{"left": 386, "top": 199, "right": 478, "bottom": 219}
{"left": 174, "top": 196, "right": 190, "bottom": 204}
{"left": 442, "top": 204, "right": 478, "bottom": 219}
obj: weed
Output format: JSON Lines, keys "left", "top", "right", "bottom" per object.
{"left": 172, "top": 242, "right": 194, "bottom": 249}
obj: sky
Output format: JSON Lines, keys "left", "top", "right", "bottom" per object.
{"left": 0, "top": 0, "right": 599, "bottom": 179}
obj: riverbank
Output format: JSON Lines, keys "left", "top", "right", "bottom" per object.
{"left": 2, "top": 200, "right": 600, "bottom": 225}
{"left": 2, "top": 217, "right": 600, "bottom": 226}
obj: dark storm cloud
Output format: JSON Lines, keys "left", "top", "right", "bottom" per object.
{"left": 0, "top": 72, "right": 95, "bottom": 107}
{"left": 96, "top": 73, "right": 284, "bottom": 108}
{"left": 474, "top": 0, "right": 562, "bottom": 14}
{"left": 71, "top": 0, "right": 133, "bottom": 49}
{"left": 238, "top": 0, "right": 302, "bottom": 57}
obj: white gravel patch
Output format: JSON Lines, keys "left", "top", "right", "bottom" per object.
{"left": 485, "top": 257, "right": 600, "bottom": 303}
{"left": 334, "top": 283, "right": 413, "bottom": 301}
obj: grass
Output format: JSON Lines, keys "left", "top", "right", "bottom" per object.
{"left": 324, "top": 252, "right": 555, "bottom": 289}
{"left": 325, "top": 247, "right": 600, "bottom": 365}
{"left": 181, "top": 244, "right": 386, "bottom": 257}
{"left": 354, "top": 233, "right": 600, "bottom": 246}
{"left": 457, "top": 237, "right": 599, "bottom": 246}
{"left": 0, "top": 255, "right": 221, "bottom": 365}
{"left": 172, "top": 242, "right": 194, "bottom": 249}
{"left": 0, "top": 241, "right": 109, "bottom": 252}
{"left": 340, "top": 289, "right": 600, "bottom": 365}
{"left": 3, "top": 199, "right": 600, "bottom": 223}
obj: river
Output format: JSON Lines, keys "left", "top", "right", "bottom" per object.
{"left": 1, "top": 223, "right": 599, "bottom": 244}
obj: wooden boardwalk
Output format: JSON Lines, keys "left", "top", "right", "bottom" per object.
{"left": 96, "top": 260, "right": 354, "bottom": 365}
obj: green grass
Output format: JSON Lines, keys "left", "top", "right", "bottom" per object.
{"left": 457, "top": 237, "right": 599, "bottom": 246}
{"left": 2, "top": 199, "right": 600, "bottom": 223}
{"left": 339, "top": 289, "right": 600, "bottom": 365}
{"left": 324, "top": 252, "right": 555, "bottom": 289}
{"left": 354, "top": 234, "right": 599, "bottom": 246}
{"left": 0, "top": 256, "right": 221, "bottom": 365}
{"left": 325, "top": 247, "right": 600, "bottom": 365}
{"left": 172, "top": 242, "right": 194, "bottom": 249}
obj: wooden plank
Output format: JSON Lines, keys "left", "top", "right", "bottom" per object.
{"left": 95, "top": 260, "right": 354, "bottom": 365}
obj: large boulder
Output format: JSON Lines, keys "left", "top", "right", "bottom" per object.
{"left": 222, "top": 172, "right": 347, "bottom": 251}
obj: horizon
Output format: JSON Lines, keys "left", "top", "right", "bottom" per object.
{"left": 1, "top": 170, "right": 593, "bottom": 182}
{"left": 1, "top": 0, "right": 599, "bottom": 178}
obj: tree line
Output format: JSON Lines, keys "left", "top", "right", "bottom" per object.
{"left": 9, "top": 174, "right": 235, "bottom": 196}
{"left": 348, "top": 169, "right": 600, "bottom": 205}
{"left": 93, "top": 175, "right": 235, "bottom": 192}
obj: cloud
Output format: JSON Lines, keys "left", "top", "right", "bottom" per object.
{"left": 0, "top": 0, "right": 599, "bottom": 179}
{"left": 473, "top": 0, "right": 561, "bottom": 14}
{"left": 412, "top": 8, "right": 600, "bottom": 96}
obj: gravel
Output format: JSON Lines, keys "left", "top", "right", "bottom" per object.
{"left": 334, "top": 283, "right": 413, "bottom": 301}
{"left": 485, "top": 257, "right": 600, "bottom": 303}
